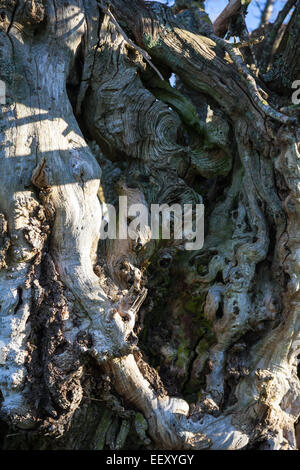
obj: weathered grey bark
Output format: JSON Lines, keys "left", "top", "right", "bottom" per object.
{"left": 0, "top": 0, "right": 299, "bottom": 450}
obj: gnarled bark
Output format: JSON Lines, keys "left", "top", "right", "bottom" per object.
{"left": 0, "top": 0, "right": 299, "bottom": 450}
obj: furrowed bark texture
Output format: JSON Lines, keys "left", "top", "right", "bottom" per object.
{"left": 0, "top": 0, "right": 299, "bottom": 450}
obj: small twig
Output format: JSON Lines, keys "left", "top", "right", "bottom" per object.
{"left": 279, "top": 104, "right": 300, "bottom": 117}
{"left": 128, "top": 287, "right": 148, "bottom": 315}
{"left": 97, "top": 0, "right": 164, "bottom": 81}
{"left": 118, "top": 287, "right": 148, "bottom": 320}
{"left": 255, "top": 0, "right": 264, "bottom": 15}
{"left": 83, "top": 395, "right": 104, "bottom": 402}
{"left": 231, "top": 35, "right": 265, "bottom": 48}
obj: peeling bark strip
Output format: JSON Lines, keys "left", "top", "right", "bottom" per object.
{"left": 0, "top": 0, "right": 299, "bottom": 450}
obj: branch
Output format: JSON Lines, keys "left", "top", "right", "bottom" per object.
{"left": 110, "top": 0, "right": 295, "bottom": 126}
{"left": 97, "top": 1, "right": 164, "bottom": 81}
{"left": 260, "top": 0, "right": 297, "bottom": 73}
{"left": 105, "top": 354, "right": 249, "bottom": 449}
{"left": 209, "top": 32, "right": 295, "bottom": 125}
{"left": 260, "top": 0, "right": 275, "bottom": 27}
{"left": 268, "top": 1, "right": 300, "bottom": 91}
{"left": 213, "top": 0, "right": 251, "bottom": 38}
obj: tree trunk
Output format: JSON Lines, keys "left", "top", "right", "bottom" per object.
{"left": 0, "top": 0, "right": 299, "bottom": 450}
